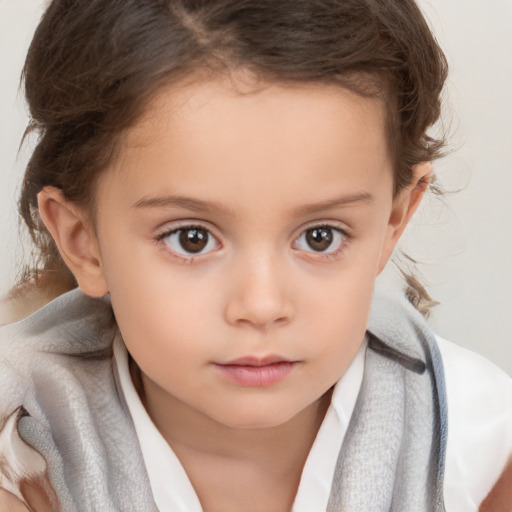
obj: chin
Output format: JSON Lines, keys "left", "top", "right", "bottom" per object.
{"left": 209, "top": 402, "right": 303, "bottom": 430}
{"left": 218, "top": 416, "right": 291, "bottom": 430}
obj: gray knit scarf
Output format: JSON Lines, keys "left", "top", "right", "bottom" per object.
{"left": 0, "top": 289, "right": 446, "bottom": 511}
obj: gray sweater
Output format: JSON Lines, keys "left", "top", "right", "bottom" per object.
{"left": 0, "top": 289, "right": 446, "bottom": 511}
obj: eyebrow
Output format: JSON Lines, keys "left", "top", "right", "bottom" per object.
{"left": 132, "top": 191, "right": 374, "bottom": 216}
{"left": 132, "top": 195, "right": 236, "bottom": 216}
{"left": 290, "top": 191, "right": 374, "bottom": 216}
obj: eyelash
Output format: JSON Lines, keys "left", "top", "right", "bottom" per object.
{"left": 292, "top": 224, "right": 350, "bottom": 261}
{"left": 155, "top": 223, "right": 221, "bottom": 263}
{"left": 155, "top": 222, "right": 350, "bottom": 262}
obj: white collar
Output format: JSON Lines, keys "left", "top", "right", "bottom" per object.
{"left": 113, "top": 335, "right": 366, "bottom": 512}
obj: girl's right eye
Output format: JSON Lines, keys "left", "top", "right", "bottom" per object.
{"left": 158, "top": 226, "right": 220, "bottom": 258}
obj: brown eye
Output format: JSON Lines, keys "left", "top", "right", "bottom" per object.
{"left": 162, "top": 226, "right": 219, "bottom": 257}
{"left": 305, "top": 227, "right": 333, "bottom": 251}
{"left": 294, "top": 225, "right": 345, "bottom": 254}
{"left": 179, "top": 228, "right": 209, "bottom": 253}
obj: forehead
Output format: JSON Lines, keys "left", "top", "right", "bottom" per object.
{"left": 105, "top": 75, "right": 393, "bottom": 211}
{"left": 127, "top": 73, "right": 389, "bottom": 148}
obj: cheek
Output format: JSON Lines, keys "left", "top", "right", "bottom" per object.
{"left": 298, "top": 238, "right": 384, "bottom": 361}
{"left": 298, "top": 270, "right": 374, "bottom": 356}
{"left": 99, "top": 226, "right": 216, "bottom": 311}
{"left": 112, "top": 290, "right": 214, "bottom": 394}
{"left": 103, "top": 250, "right": 223, "bottom": 365}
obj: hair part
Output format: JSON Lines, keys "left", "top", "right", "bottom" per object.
{"left": 15, "top": 0, "right": 448, "bottom": 313}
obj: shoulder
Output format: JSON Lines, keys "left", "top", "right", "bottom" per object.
{"left": 0, "top": 289, "right": 116, "bottom": 415}
{"left": 437, "top": 336, "right": 512, "bottom": 510}
{"left": 0, "top": 288, "right": 115, "bottom": 355}
{"left": 0, "top": 278, "right": 77, "bottom": 327}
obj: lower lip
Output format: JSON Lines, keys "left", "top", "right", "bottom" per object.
{"left": 214, "top": 362, "right": 297, "bottom": 387}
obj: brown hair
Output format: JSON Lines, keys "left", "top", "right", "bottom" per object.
{"left": 15, "top": 0, "right": 447, "bottom": 312}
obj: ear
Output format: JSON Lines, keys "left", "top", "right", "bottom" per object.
{"left": 37, "top": 187, "right": 108, "bottom": 297}
{"left": 377, "top": 162, "right": 432, "bottom": 273}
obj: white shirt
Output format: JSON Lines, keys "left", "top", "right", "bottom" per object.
{"left": 113, "top": 336, "right": 512, "bottom": 512}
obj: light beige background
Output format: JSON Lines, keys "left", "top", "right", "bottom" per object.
{"left": 1, "top": 0, "right": 511, "bottom": 374}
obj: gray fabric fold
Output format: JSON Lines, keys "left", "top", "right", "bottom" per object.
{"left": 0, "top": 289, "right": 446, "bottom": 511}
{"left": 326, "top": 293, "right": 447, "bottom": 511}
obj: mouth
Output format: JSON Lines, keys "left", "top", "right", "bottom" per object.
{"left": 214, "top": 355, "right": 298, "bottom": 387}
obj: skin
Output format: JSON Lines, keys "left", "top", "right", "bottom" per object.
{"left": 0, "top": 491, "right": 29, "bottom": 512}
{"left": 479, "top": 458, "right": 512, "bottom": 512}
{"left": 36, "top": 75, "right": 430, "bottom": 511}
{"left": 0, "top": 487, "right": 54, "bottom": 512}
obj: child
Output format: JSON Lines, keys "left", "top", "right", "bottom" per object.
{"left": 0, "top": 1, "right": 511, "bottom": 511}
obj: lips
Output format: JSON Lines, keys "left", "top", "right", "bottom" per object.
{"left": 224, "top": 355, "right": 291, "bottom": 367}
{"left": 214, "top": 355, "right": 297, "bottom": 387}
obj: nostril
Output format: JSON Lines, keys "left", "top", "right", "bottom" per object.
{"left": 233, "top": 314, "right": 291, "bottom": 330}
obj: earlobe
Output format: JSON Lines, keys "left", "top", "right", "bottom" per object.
{"left": 37, "top": 187, "right": 108, "bottom": 297}
{"left": 378, "top": 162, "right": 432, "bottom": 273}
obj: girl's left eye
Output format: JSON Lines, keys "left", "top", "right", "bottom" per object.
{"left": 159, "top": 226, "right": 220, "bottom": 257}
{"left": 293, "top": 225, "right": 346, "bottom": 254}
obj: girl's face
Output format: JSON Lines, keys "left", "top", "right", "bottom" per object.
{"left": 74, "top": 76, "right": 424, "bottom": 429}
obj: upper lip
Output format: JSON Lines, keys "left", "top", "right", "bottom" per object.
{"left": 218, "top": 355, "right": 293, "bottom": 367}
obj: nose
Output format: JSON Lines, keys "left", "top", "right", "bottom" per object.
{"left": 224, "top": 253, "right": 294, "bottom": 330}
